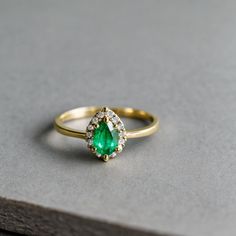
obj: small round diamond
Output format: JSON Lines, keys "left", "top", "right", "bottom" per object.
{"left": 87, "top": 125, "right": 94, "bottom": 131}
{"left": 106, "top": 110, "right": 114, "bottom": 118}
{"left": 119, "top": 130, "right": 125, "bottom": 137}
{"left": 118, "top": 122, "right": 124, "bottom": 130}
{"left": 92, "top": 117, "right": 98, "bottom": 124}
{"left": 112, "top": 116, "right": 119, "bottom": 124}
{"left": 110, "top": 152, "right": 117, "bottom": 158}
{"left": 96, "top": 152, "right": 102, "bottom": 158}
{"left": 119, "top": 138, "right": 125, "bottom": 145}
{"left": 87, "top": 132, "right": 93, "bottom": 138}
{"left": 97, "top": 112, "right": 104, "bottom": 119}
{"left": 88, "top": 139, "right": 93, "bottom": 146}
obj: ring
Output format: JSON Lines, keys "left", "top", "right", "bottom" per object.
{"left": 54, "top": 106, "right": 159, "bottom": 162}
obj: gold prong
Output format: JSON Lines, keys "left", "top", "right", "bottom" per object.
{"left": 93, "top": 124, "right": 99, "bottom": 129}
{"left": 102, "top": 155, "right": 109, "bottom": 162}
{"left": 103, "top": 116, "right": 109, "bottom": 123}
{"left": 89, "top": 146, "right": 96, "bottom": 153}
{"left": 115, "top": 145, "right": 123, "bottom": 153}
{"left": 102, "top": 107, "right": 109, "bottom": 112}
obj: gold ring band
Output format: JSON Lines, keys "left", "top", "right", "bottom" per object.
{"left": 54, "top": 106, "right": 159, "bottom": 161}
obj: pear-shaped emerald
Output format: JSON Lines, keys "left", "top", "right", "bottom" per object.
{"left": 93, "top": 121, "right": 119, "bottom": 156}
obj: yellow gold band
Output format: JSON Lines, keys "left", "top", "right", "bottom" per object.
{"left": 54, "top": 106, "right": 159, "bottom": 140}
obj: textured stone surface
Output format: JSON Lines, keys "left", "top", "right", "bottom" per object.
{"left": 0, "top": 197, "right": 163, "bottom": 236}
{"left": 0, "top": 230, "right": 22, "bottom": 236}
{"left": 0, "top": 1, "right": 236, "bottom": 236}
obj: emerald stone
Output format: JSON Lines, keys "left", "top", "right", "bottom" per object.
{"left": 93, "top": 121, "right": 119, "bottom": 156}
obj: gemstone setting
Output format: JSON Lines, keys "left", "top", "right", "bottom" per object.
{"left": 93, "top": 121, "right": 119, "bottom": 156}
{"left": 86, "top": 107, "right": 127, "bottom": 161}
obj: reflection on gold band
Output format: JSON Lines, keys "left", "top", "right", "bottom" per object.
{"left": 54, "top": 106, "right": 159, "bottom": 140}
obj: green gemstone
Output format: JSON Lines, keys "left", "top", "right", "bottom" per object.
{"left": 93, "top": 121, "right": 119, "bottom": 156}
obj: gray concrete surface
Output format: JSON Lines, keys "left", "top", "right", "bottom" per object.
{"left": 0, "top": 1, "right": 236, "bottom": 236}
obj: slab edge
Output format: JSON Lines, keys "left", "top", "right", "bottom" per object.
{"left": 0, "top": 197, "right": 175, "bottom": 236}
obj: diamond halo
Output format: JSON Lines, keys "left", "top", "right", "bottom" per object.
{"left": 86, "top": 107, "right": 127, "bottom": 161}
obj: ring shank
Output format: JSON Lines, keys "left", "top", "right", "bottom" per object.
{"left": 54, "top": 106, "right": 159, "bottom": 139}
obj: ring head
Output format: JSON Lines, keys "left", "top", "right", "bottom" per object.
{"left": 86, "top": 107, "right": 127, "bottom": 161}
